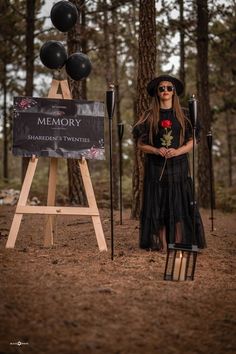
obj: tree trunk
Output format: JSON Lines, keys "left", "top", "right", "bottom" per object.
{"left": 102, "top": 0, "right": 112, "bottom": 84}
{"left": 67, "top": 159, "right": 88, "bottom": 206}
{"left": 131, "top": 0, "right": 156, "bottom": 219}
{"left": 111, "top": 8, "right": 120, "bottom": 210}
{"left": 22, "top": 0, "right": 36, "bottom": 182}
{"left": 225, "top": 113, "right": 233, "bottom": 187}
{"left": 67, "top": 0, "right": 87, "bottom": 205}
{"left": 3, "top": 58, "right": 8, "bottom": 182}
{"left": 1, "top": 2, "right": 9, "bottom": 182}
{"left": 179, "top": 0, "right": 185, "bottom": 95}
{"left": 196, "top": 0, "right": 213, "bottom": 207}
{"left": 101, "top": 0, "right": 119, "bottom": 209}
{"left": 81, "top": 2, "right": 87, "bottom": 100}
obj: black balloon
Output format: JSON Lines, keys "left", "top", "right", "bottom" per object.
{"left": 50, "top": 1, "right": 78, "bottom": 32}
{"left": 40, "top": 41, "right": 67, "bottom": 70}
{"left": 66, "top": 52, "right": 92, "bottom": 81}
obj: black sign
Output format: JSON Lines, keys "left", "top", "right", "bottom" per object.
{"left": 13, "top": 96, "right": 105, "bottom": 160}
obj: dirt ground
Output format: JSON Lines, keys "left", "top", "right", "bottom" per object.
{"left": 0, "top": 206, "right": 235, "bottom": 354}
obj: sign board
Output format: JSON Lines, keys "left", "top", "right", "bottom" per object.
{"left": 13, "top": 96, "right": 105, "bottom": 160}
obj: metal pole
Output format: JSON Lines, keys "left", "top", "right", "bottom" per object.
{"left": 192, "top": 124, "right": 196, "bottom": 244}
{"left": 106, "top": 85, "right": 115, "bottom": 260}
{"left": 109, "top": 119, "right": 114, "bottom": 259}
{"left": 188, "top": 95, "right": 198, "bottom": 244}
{"left": 207, "top": 130, "right": 214, "bottom": 231}
{"left": 117, "top": 122, "right": 124, "bottom": 225}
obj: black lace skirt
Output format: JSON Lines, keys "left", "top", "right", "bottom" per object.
{"left": 140, "top": 154, "right": 206, "bottom": 250}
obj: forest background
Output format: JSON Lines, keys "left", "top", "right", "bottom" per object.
{"left": 0, "top": 0, "right": 235, "bottom": 214}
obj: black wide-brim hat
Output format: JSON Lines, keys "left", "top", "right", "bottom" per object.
{"left": 147, "top": 74, "right": 184, "bottom": 96}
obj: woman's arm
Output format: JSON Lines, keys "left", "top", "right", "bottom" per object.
{"left": 137, "top": 141, "right": 167, "bottom": 157}
{"left": 165, "top": 139, "right": 193, "bottom": 158}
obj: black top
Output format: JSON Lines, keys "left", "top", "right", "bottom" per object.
{"left": 156, "top": 108, "right": 186, "bottom": 149}
{"left": 132, "top": 108, "right": 195, "bottom": 163}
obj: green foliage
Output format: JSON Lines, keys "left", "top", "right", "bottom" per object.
{"left": 215, "top": 185, "right": 236, "bottom": 212}
{"left": 208, "top": 1, "right": 236, "bottom": 191}
{"left": 0, "top": 0, "right": 236, "bottom": 211}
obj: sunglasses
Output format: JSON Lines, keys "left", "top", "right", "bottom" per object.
{"left": 158, "top": 85, "right": 175, "bottom": 92}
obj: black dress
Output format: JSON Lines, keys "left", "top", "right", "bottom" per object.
{"left": 133, "top": 108, "right": 206, "bottom": 250}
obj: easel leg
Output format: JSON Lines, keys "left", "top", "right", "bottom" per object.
{"left": 6, "top": 157, "right": 38, "bottom": 248}
{"left": 91, "top": 216, "right": 107, "bottom": 251}
{"left": 6, "top": 214, "right": 24, "bottom": 248}
{"left": 79, "top": 159, "right": 107, "bottom": 251}
{"left": 44, "top": 158, "right": 58, "bottom": 247}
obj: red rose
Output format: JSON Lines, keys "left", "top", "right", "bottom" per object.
{"left": 161, "top": 119, "right": 172, "bottom": 128}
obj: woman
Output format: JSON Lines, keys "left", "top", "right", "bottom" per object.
{"left": 133, "top": 74, "right": 206, "bottom": 251}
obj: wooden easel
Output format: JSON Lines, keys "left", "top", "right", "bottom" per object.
{"left": 6, "top": 80, "right": 107, "bottom": 252}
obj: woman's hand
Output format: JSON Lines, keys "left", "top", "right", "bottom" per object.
{"left": 166, "top": 148, "right": 180, "bottom": 158}
{"left": 165, "top": 140, "right": 194, "bottom": 158}
{"left": 156, "top": 147, "right": 168, "bottom": 157}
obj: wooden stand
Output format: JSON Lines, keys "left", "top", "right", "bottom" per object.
{"left": 6, "top": 80, "right": 107, "bottom": 252}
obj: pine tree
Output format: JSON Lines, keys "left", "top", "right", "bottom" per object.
{"left": 131, "top": 0, "right": 156, "bottom": 218}
{"left": 196, "top": 0, "right": 212, "bottom": 207}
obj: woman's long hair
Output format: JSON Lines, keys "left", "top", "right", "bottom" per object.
{"left": 134, "top": 93, "right": 187, "bottom": 146}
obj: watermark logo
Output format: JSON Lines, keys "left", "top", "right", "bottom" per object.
{"left": 10, "top": 340, "right": 29, "bottom": 346}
